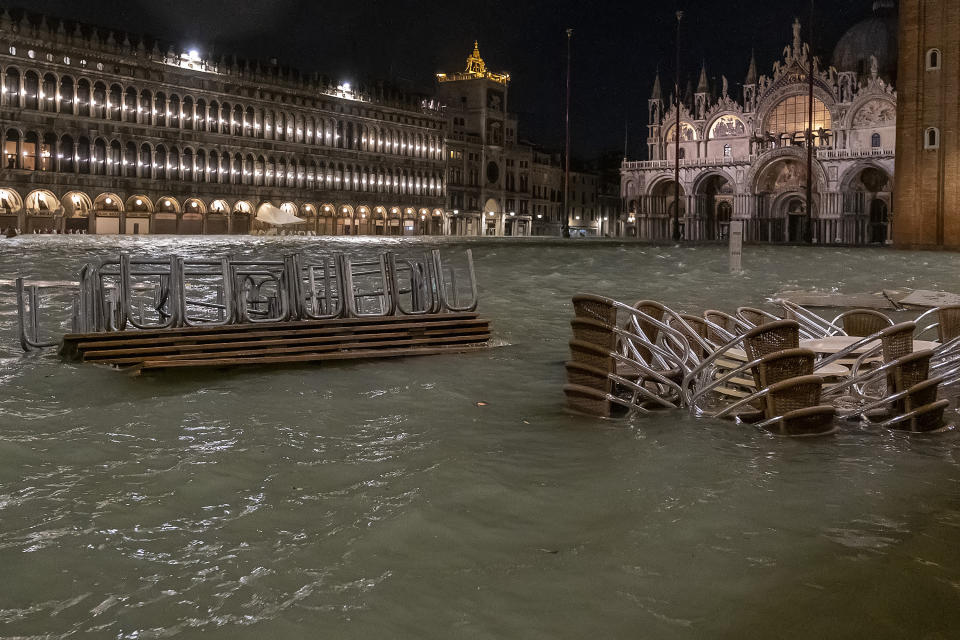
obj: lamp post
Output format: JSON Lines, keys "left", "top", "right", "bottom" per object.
{"left": 563, "top": 28, "right": 573, "bottom": 239}
{"left": 673, "top": 10, "right": 683, "bottom": 242}
{"left": 805, "top": 0, "right": 815, "bottom": 243}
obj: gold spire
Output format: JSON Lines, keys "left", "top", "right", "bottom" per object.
{"left": 437, "top": 41, "right": 510, "bottom": 85}
{"left": 466, "top": 40, "right": 487, "bottom": 74}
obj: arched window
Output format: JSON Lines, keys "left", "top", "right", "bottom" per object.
{"left": 927, "top": 48, "right": 941, "bottom": 71}
{"left": 871, "top": 133, "right": 881, "bottom": 148}
{"left": 723, "top": 143, "right": 731, "bottom": 157}
{"left": 764, "top": 95, "right": 832, "bottom": 138}
{"left": 677, "top": 147, "right": 686, "bottom": 160}
{"left": 925, "top": 127, "right": 940, "bottom": 150}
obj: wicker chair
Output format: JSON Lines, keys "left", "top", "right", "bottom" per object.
{"left": 937, "top": 305, "right": 960, "bottom": 342}
{"left": 737, "top": 307, "right": 780, "bottom": 328}
{"left": 832, "top": 309, "right": 894, "bottom": 337}
{"left": 668, "top": 313, "right": 712, "bottom": 359}
{"left": 875, "top": 322, "right": 916, "bottom": 363}
{"left": 703, "top": 310, "right": 741, "bottom": 343}
{"left": 859, "top": 351, "right": 935, "bottom": 421}
{"left": 742, "top": 320, "right": 801, "bottom": 364}
{"left": 564, "top": 383, "right": 617, "bottom": 418}
{"left": 882, "top": 399, "right": 952, "bottom": 433}
{"left": 572, "top": 294, "right": 618, "bottom": 326}
{"left": 629, "top": 300, "right": 667, "bottom": 363}
{"left": 757, "top": 375, "right": 836, "bottom": 436}
{"left": 632, "top": 300, "right": 667, "bottom": 343}
{"left": 755, "top": 347, "right": 816, "bottom": 388}
{"left": 565, "top": 360, "right": 611, "bottom": 391}
{"left": 571, "top": 317, "right": 617, "bottom": 351}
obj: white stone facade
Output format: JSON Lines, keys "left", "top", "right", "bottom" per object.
{"left": 621, "top": 18, "right": 897, "bottom": 244}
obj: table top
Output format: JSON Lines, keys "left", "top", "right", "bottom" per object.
{"left": 799, "top": 336, "right": 938, "bottom": 355}
{"left": 720, "top": 348, "right": 849, "bottom": 377}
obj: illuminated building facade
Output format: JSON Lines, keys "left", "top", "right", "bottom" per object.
{"left": 0, "top": 9, "right": 448, "bottom": 235}
{"left": 438, "top": 43, "right": 564, "bottom": 236}
{"left": 621, "top": 5, "right": 899, "bottom": 244}
{"left": 894, "top": 0, "right": 960, "bottom": 248}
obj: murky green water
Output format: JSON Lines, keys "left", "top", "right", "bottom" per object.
{"left": 2, "top": 237, "right": 960, "bottom": 639}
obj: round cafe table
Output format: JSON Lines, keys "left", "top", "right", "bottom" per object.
{"left": 799, "top": 336, "right": 939, "bottom": 356}
{"left": 721, "top": 347, "right": 850, "bottom": 377}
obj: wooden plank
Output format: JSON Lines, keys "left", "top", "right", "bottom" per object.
{"left": 80, "top": 325, "right": 490, "bottom": 359}
{"left": 132, "top": 344, "right": 490, "bottom": 373}
{"left": 62, "top": 312, "right": 479, "bottom": 343}
{"left": 94, "top": 333, "right": 491, "bottom": 365}
{"left": 74, "top": 319, "right": 490, "bottom": 353}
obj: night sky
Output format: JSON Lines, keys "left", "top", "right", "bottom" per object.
{"left": 24, "top": 0, "right": 880, "bottom": 160}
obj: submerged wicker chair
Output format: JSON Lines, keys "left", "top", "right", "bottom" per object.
{"left": 742, "top": 320, "right": 801, "bottom": 379}
{"left": 882, "top": 398, "right": 952, "bottom": 433}
{"left": 703, "top": 310, "right": 743, "bottom": 343}
{"left": 668, "top": 313, "right": 713, "bottom": 359}
{"left": 937, "top": 305, "right": 960, "bottom": 343}
{"left": 572, "top": 294, "right": 618, "bottom": 326}
{"left": 755, "top": 347, "right": 816, "bottom": 388}
{"left": 737, "top": 307, "right": 781, "bottom": 328}
{"left": 756, "top": 375, "right": 836, "bottom": 436}
{"left": 832, "top": 309, "right": 894, "bottom": 337}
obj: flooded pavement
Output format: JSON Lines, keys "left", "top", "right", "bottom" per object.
{"left": 1, "top": 236, "right": 960, "bottom": 638}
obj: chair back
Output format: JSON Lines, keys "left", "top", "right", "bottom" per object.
{"left": 570, "top": 317, "right": 617, "bottom": 351}
{"left": 839, "top": 309, "right": 894, "bottom": 337}
{"left": 763, "top": 375, "right": 824, "bottom": 420}
{"left": 572, "top": 294, "right": 617, "bottom": 326}
{"left": 632, "top": 300, "right": 666, "bottom": 344}
{"left": 905, "top": 377, "right": 941, "bottom": 412}
{"left": 888, "top": 348, "right": 933, "bottom": 393}
{"left": 669, "top": 314, "right": 711, "bottom": 358}
{"left": 742, "top": 320, "right": 801, "bottom": 363}
{"left": 737, "top": 307, "right": 777, "bottom": 328}
{"left": 568, "top": 339, "right": 614, "bottom": 373}
{"left": 878, "top": 322, "right": 916, "bottom": 364}
{"left": 937, "top": 305, "right": 960, "bottom": 342}
{"left": 755, "top": 348, "right": 815, "bottom": 388}
{"left": 565, "top": 360, "right": 613, "bottom": 395}
{"left": 629, "top": 300, "right": 667, "bottom": 363}
{"left": 703, "top": 310, "right": 738, "bottom": 343}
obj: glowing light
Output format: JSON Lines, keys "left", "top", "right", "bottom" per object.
{"left": 105, "top": 197, "right": 112, "bottom": 205}
{"left": 135, "top": 199, "right": 142, "bottom": 206}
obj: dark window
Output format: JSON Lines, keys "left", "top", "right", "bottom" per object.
{"left": 871, "top": 133, "right": 881, "bottom": 148}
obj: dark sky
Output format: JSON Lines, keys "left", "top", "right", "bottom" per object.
{"left": 23, "top": 0, "right": 880, "bottom": 159}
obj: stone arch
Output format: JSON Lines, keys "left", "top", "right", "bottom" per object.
{"left": 0, "top": 187, "right": 23, "bottom": 213}
{"left": 24, "top": 188, "right": 60, "bottom": 213}
{"left": 179, "top": 198, "right": 204, "bottom": 235}
{"left": 746, "top": 148, "right": 827, "bottom": 195}
{"left": 61, "top": 190, "right": 93, "bottom": 217}
{"left": 95, "top": 192, "right": 124, "bottom": 212}
{"left": 126, "top": 194, "right": 154, "bottom": 213}
{"left": 183, "top": 197, "right": 207, "bottom": 214}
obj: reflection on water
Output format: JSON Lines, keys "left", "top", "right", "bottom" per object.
{"left": 2, "top": 236, "right": 960, "bottom": 638}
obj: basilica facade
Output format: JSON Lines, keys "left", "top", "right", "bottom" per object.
{"left": 621, "top": 3, "right": 899, "bottom": 244}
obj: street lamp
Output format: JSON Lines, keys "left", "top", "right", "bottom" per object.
{"left": 673, "top": 9, "right": 684, "bottom": 242}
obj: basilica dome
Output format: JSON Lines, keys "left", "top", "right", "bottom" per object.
{"left": 831, "top": 1, "right": 898, "bottom": 81}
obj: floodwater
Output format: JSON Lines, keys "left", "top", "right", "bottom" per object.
{"left": 2, "top": 236, "right": 960, "bottom": 639}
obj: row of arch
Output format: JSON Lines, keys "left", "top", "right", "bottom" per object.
{"left": 2, "top": 128, "right": 445, "bottom": 196}
{"left": 0, "top": 188, "right": 447, "bottom": 219}
{"left": 1, "top": 65, "right": 444, "bottom": 160}
{"left": 0, "top": 188, "right": 451, "bottom": 236}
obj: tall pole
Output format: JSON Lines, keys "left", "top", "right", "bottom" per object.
{"left": 563, "top": 28, "right": 573, "bottom": 238}
{"left": 805, "top": 0, "right": 815, "bottom": 243}
{"left": 673, "top": 10, "right": 683, "bottom": 241}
